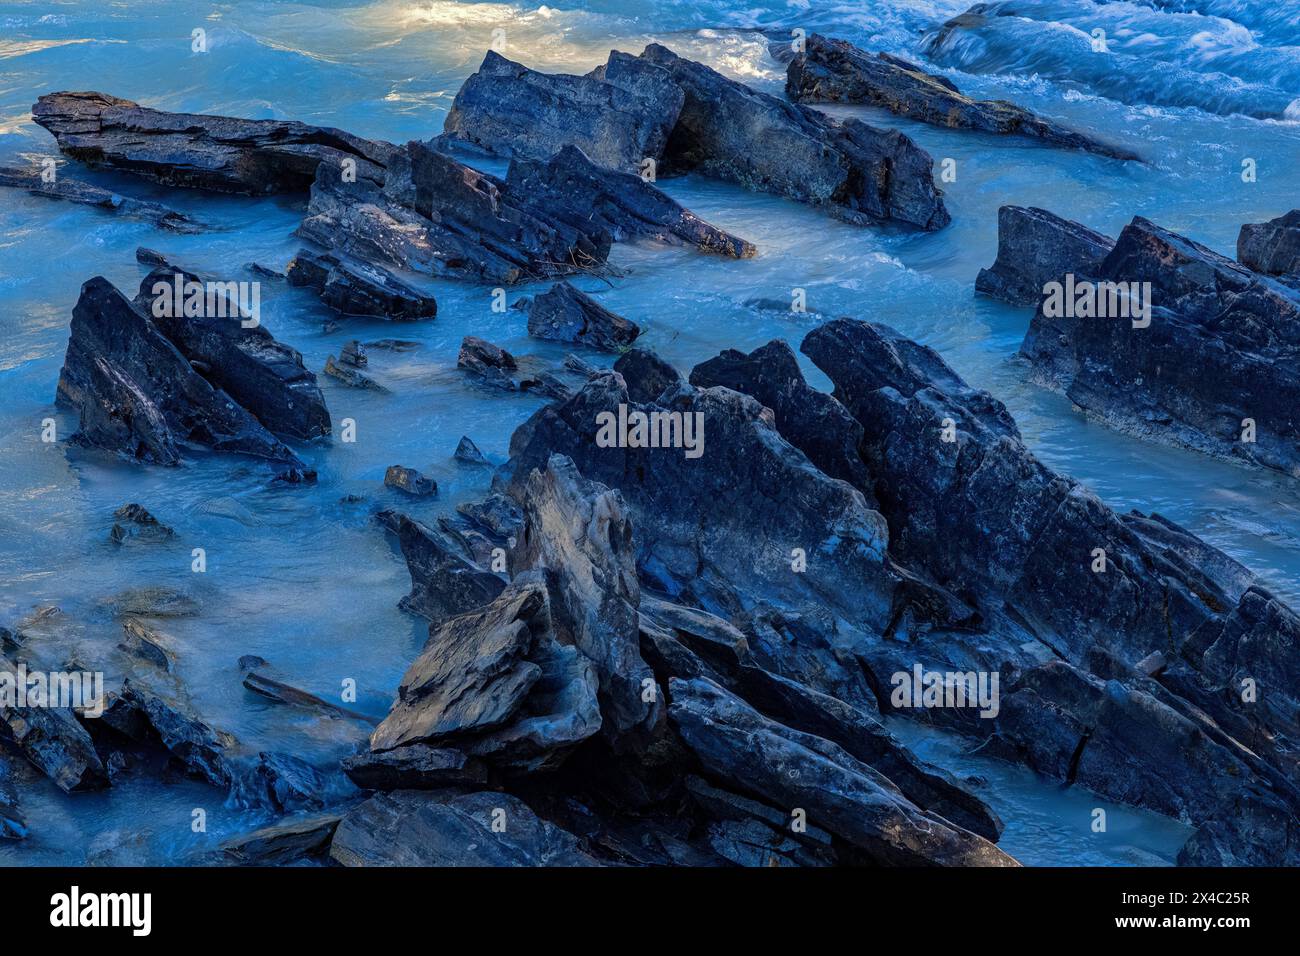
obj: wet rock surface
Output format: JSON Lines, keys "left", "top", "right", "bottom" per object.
{"left": 526, "top": 281, "right": 641, "bottom": 351}
{"left": 976, "top": 205, "right": 1115, "bottom": 305}
{"left": 0, "top": 164, "right": 202, "bottom": 230}
{"left": 1238, "top": 209, "right": 1300, "bottom": 277}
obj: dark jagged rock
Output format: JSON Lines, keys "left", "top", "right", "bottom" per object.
{"left": 0, "top": 688, "right": 109, "bottom": 793}
{"left": 787, "top": 35, "right": 1138, "bottom": 161}
{"left": 639, "top": 43, "right": 948, "bottom": 230}
{"left": 298, "top": 141, "right": 607, "bottom": 286}
{"left": 136, "top": 265, "right": 331, "bottom": 441}
{"left": 118, "top": 618, "right": 175, "bottom": 672}
{"left": 323, "top": 354, "right": 387, "bottom": 391}
{"left": 690, "top": 340, "right": 872, "bottom": 489}
{"left": 110, "top": 503, "right": 175, "bottom": 544}
{"left": 669, "top": 677, "right": 1016, "bottom": 866}
{"left": 684, "top": 774, "right": 836, "bottom": 866}
{"left": 504, "top": 372, "right": 892, "bottom": 626}
{"left": 456, "top": 494, "right": 523, "bottom": 542}
{"left": 0, "top": 757, "right": 26, "bottom": 839}
{"left": 512, "top": 455, "right": 660, "bottom": 741}
{"left": 384, "top": 465, "right": 436, "bottom": 498}
{"left": 253, "top": 751, "right": 326, "bottom": 813}
{"left": 119, "top": 679, "right": 238, "bottom": 789}
{"left": 341, "top": 745, "right": 488, "bottom": 791}
{"left": 526, "top": 282, "right": 641, "bottom": 351}
{"left": 377, "top": 510, "right": 505, "bottom": 622}
{"left": 454, "top": 435, "right": 489, "bottom": 465}
{"left": 457, "top": 335, "right": 520, "bottom": 391}
{"left": 437, "top": 50, "right": 683, "bottom": 171}
{"left": 286, "top": 249, "right": 436, "bottom": 321}
{"left": 329, "top": 790, "right": 597, "bottom": 866}
{"left": 1020, "top": 215, "right": 1300, "bottom": 477}
{"left": 339, "top": 340, "right": 367, "bottom": 367}
{"left": 33, "top": 91, "right": 395, "bottom": 194}
{"left": 56, "top": 276, "right": 308, "bottom": 467}
{"left": 613, "top": 348, "right": 681, "bottom": 403}
{"left": 1238, "top": 210, "right": 1300, "bottom": 277}
{"left": 505, "top": 145, "right": 755, "bottom": 258}
{"left": 217, "top": 814, "right": 341, "bottom": 865}
{"left": 0, "top": 164, "right": 202, "bottom": 230}
{"left": 976, "top": 205, "right": 1115, "bottom": 305}
{"left": 246, "top": 262, "right": 286, "bottom": 280}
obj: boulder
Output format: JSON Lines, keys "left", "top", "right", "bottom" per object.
{"left": 454, "top": 436, "right": 489, "bottom": 465}
{"left": 975, "top": 205, "right": 1115, "bottom": 306}
{"left": 1019, "top": 215, "right": 1300, "bottom": 477}
{"left": 55, "top": 275, "right": 309, "bottom": 468}
{"left": 110, "top": 503, "right": 175, "bottom": 544}
{"left": 384, "top": 465, "right": 437, "bottom": 498}
{"left": 217, "top": 814, "right": 341, "bottom": 865}
{"left": 341, "top": 745, "right": 488, "bottom": 791}
{"left": 457, "top": 335, "right": 520, "bottom": 391}
{"left": 377, "top": 510, "right": 505, "bottom": 622}
{"left": 286, "top": 249, "right": 436, "bottom": 321}
{"left": 787, "top": 35, "right": 1138, "bottom": 161}
{"left": 329, "top": 789, "right": 597, "bottom": 866}
{"left": 0, "top": 164, "right": 202, "bottom": 230}
{"left": 1238, "top": 209, "right": 1300, "bottom": 276}
{"left": 613, "top": 348, "right": 681, "bottom": 403}
{"left": 436, "top": 50, "right": 683, "bottom": 171}
{"left": 668, "top": 677, "right": 1016, "bottom": 866}
{"left": 526, "top": 282, "right": 641, "bottom": 351}
{"left": 639, "top": 43, "right": 948, "bottom": 229}
{"left": 32, "top": 91, "right": 394, "bottom": 194}
{"left": 0, "top": 690, "right": 109, "bottom": 793}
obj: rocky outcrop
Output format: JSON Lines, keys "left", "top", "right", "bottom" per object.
{"left": 56, "top": 274, "right": 318, "bottom": 469}
{"left": 975, "top": 205, "right": 1115, "bottom": 305}
{"left": 376, "top": 510, "right": 505, "bottom": 623}
{"left": 1019, "top": 215, "right": 1300, "bottom": 477}
{"left": 341, "top": 745, "right": 487, "bottom": 791}
{"left": 437, "top": 50, "right": 683, "bottom": 171}
{"left": 217, "top": 814, "right": 341, "bottom": 865}
{"left": 526, "top": 282, "right": 640, "bottom": 351}
{"left": 329, "top": 790, "right": 596, "bottom": 866}
{"left": 505, "top": 145, "right": 755, "bottom": 258}
{"left": 32, "top": 91, "right": 395, "bottom": 194}
{"left": 0, "top": 164, "right": 202, "bottom": 230}
{"left": 1237, "top": 209, "right": 1300, "bottom": 278}
{"left": 786, "top": 35, "right": 1138, "bottom": 161}
{"left": 669, "top": 677, "right": 1015, "bottom": 866}
{"left": 0, "top": 687, "right": 108, "bottom": 793}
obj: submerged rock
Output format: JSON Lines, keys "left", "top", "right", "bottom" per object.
{"left": 787, "top": 35, "right": 1138, "bottom": 161}
{"left": 640, "top": 43, "right": 949, "bottom": 229}
{"left": 0, "top": 164, "right": 202, "bottom": 230}
{"left": 1237, "top": 209, "right": 1300, "bottom": 278}
{"left": 1020, "top": 215, "right": 1300, "bottom": 477}
{"left": 453, "top": 435, "right": 489, "bottom": 465}
{"left": 526, "top": 282, "right": 641, "bottom": 351}
{"left": 323, "top": 354, "right": 387, "bottom": 391}
{"left": 56, "top": 275, "right": 315, "bottom": 468}
{"left": 975, "top": 205, "right": 1115, "bottom": 306}
{"left": 33, "top": 91, "right": 395, "bottom": 194}
{"left": 384, "top": 465, "right": 437, "bottom": 498}
{"left": 109, "top": 503, "right": 175, "bottom": 544}
{"left": 457, "top": 335, "right": 521, "bottom": 391}
{"left": 329, "top": 790, "right": 597, "bottom": 866}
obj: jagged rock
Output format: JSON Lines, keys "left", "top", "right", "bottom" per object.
{"left": 377, "top": 510, "right": 505, "bottom": 622}
{"left": 56, "top": 276, "right": 308, "bottom": 467}
{"left": 0, "top": 757, "right": 27, "bottom": 839}
{"left": 339, "top": 340, "right": 367, "bottom": 367}
{"left": 527, "top": 282, "right": 641, "bottom": 351}
{"left": 341, "top": 745, "right": 488, "bottom": 790}
{"left": 690, "top": 340, "right": 872, "bottom": 488}
{"left": 786, "top": 35, "right": 1138, "bottom": 161}
{"left": 384, "top": 465, "right": 437, "bottom": 498}
{"left": 613, "top": 348, "right": 681, "bottom": 403}
{"left": 668, "top": 677, "right": 1016, "bottom": 866}
{"left": 136, "top": 265, "right": 331, "bottom": 441}
{"left": 512, "top": 455, "right": 660, "bottom": 740}
{"left": 685, "top": 775, "right": 837, "bottom": 866}
{"left": 639, "top": 43, "right": 948, "bottom": 229}
{"left": 504, "top": 145, "right": 755, "bottom": 257}
{"left": 109, "top": 503, "right": 175, "bottom": 544}
{"left": 1020, "top": 215, "right": 1300, "bottom": 477}
{"left": 323, "top": 354, "right": 387, "bottom": 391}
{"left": 456, "top": 494, "right": 523, "bottom": 541}
{"left": 457, "top": 335, "right": 519, "bottom": 391}
{"left": 437, "top": 50, "right": 683, "bottom": 171}
{"left": 217, "top": 814, "right": 341, "bottom": 865}
{"left": 32, "top": 91, "right": 394, "bottom": 194}
{"left": 329, "top": 790, "right": 597, "bottom": 866}
{"left": 454, "top": 436, "right": 489, "bottom": 465}
{"left": 246, "top": 262, "right": 286, "bottom": 280}
{"left": 286, "top": 249, "right": 436, "bottom": 321}
{"left": 0, "top": 164, "right": 202, "bottom": 230}
{"left": 253, "top": 752, "right": 325, "bottom": 812}
{"left": 1238, "top": 210, "right": 1300, "bottom": 277}
{"left": 975, "top": 205, "right": 1115, "bottom": 306}
{"left": 0, "top": 683, "right": 109, "bottom": 793}
{"left": 504, "top": 373, "right": 893, "bottom": 627}
{"left": 297, "top": 141, "right": 607, "bottom": 286}
{"left": 119, "top": 679, "right": 238, "bottom": 789}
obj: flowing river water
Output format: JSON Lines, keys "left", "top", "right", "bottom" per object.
{"left": 1, "top": 0, "right": 1296, "bottom": 865}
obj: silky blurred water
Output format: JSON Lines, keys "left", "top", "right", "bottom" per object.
{"left": 1, "top": 0, "right": 1296, "bottom": 865}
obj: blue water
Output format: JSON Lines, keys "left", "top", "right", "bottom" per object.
{"left": 2, "top": 0, "right": 1296, "bottom": 865}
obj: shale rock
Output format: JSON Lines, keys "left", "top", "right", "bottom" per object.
{"left": 1238, "top": 209, "right": 1300, "bottom": 277}
{"left": 613, "top": 348, "right": 681, "bottom": 403}
{"left": 526, "top": 282, "right": 641, "bottom": 351}
{"left": 0, "top": 164, "right": 202, "bottom": 230}
{"left": 454, "top": 436, "right": 489, "bottom": 465}
{"left": 377, "top": 510, "right": 505, "bottom": 622}
{"left": 287, "top": 250, "right": 436, "bottom": 321}
{"left": 975, "top": 205, "right": 1115, "bottom": 306}
{"left": 341, "top": 745, "right": 488, "bottom": 791}
{"left": 218, "top": 814, "right": 341, "bottom": 865}
{"left": 384, "top": 465, "right": 437, "bottom": 498}
{"left": 0, "top": 686, "right": 109, "bottom": 793}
